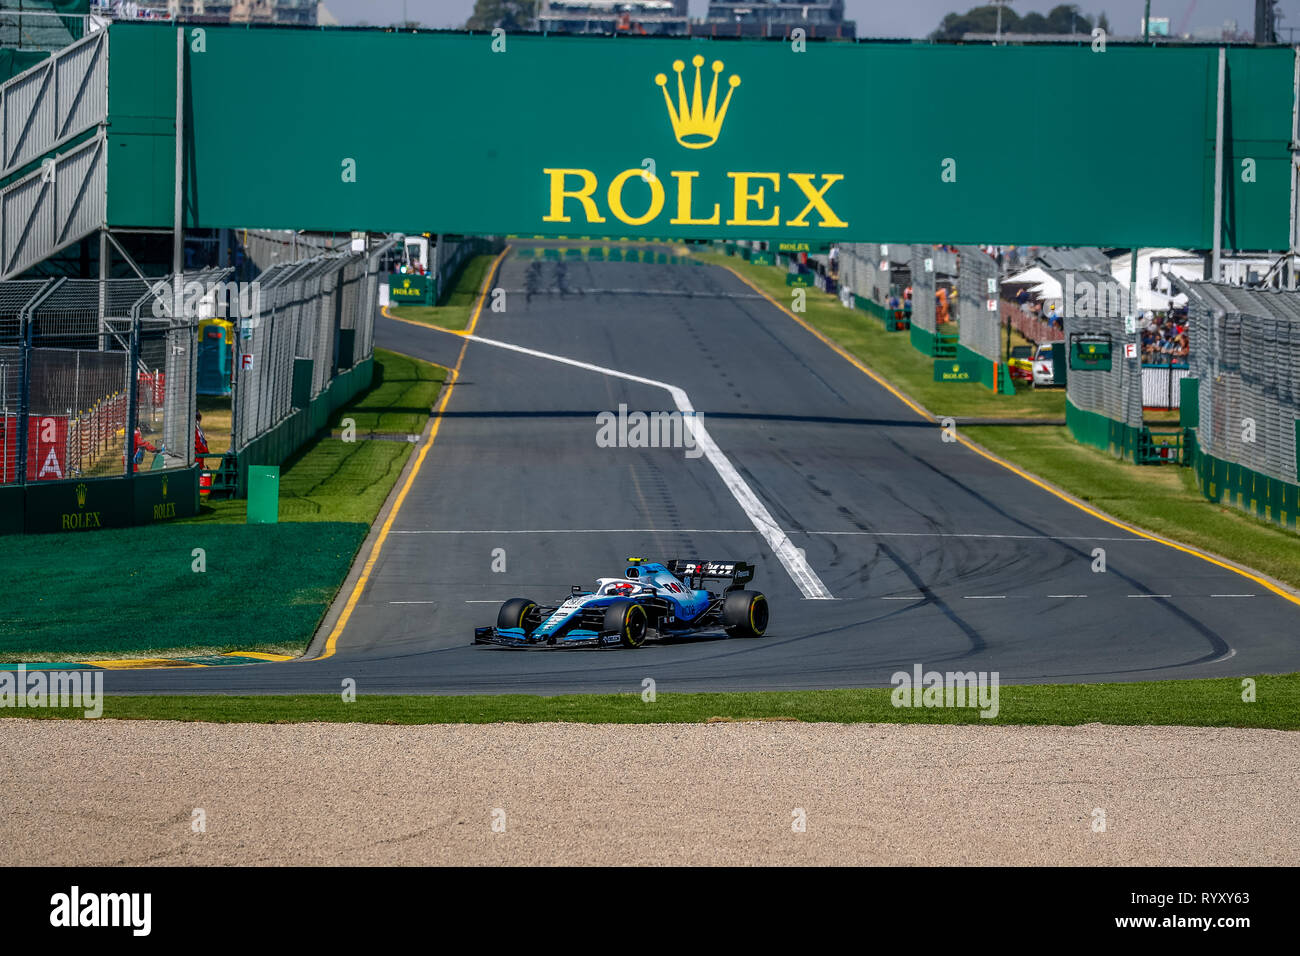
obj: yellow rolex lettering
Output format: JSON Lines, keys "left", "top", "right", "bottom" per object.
{"left": 542, "top": 168, "right": 606, "bottom": 223}
{"left": 607, "top": 169, "right": 665, "bottom": 226}
{"left": 786, "top": 173, "right": 848, "bottom": 228}
{"left": 669, "top": 170, "right": 720, "bottom": 225}
{"left": 726, "top": 172, "right": 780, "bottom": 226}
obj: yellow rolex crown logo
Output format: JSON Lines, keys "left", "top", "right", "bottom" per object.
{"left": 161, "top": 476, "right": 169, "bottom": 498}
{"left": 403, "top": 279, "right": 411, "bottom": 288}
{"left": 75, "top": 483, "right": 87, "bottom": 508}
{"left": 655, "top": 55, "right": 740, "bottom": 150}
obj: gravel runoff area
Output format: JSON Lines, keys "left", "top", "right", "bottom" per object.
{"left": 3, "top": 720, "right": 1297, "bottom": 866}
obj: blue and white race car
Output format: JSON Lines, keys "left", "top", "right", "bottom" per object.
{"left": 473, "top": 557, "right": 769, "bottom": 648}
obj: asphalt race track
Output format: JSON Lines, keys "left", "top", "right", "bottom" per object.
{"left": 100, "top": 248, "right": 1298, "bottom": 694}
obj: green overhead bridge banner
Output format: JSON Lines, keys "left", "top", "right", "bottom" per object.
{"left": 106, "top": 24, "right": 1294, "bottom": 248}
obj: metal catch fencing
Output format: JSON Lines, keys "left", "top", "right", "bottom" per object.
{"left": 836, "top": 242, "right": 890, "bottom": 305}
{"left": 1053, "top": 267, "right": 1143, "bottom": 430}
{"left": 956, "top": 245, "right": 1000, "bottom": 362}
{"left": 232, "top": 244, "right": 388, "bottom": 453}
{"left": 909, "top": 245, "right": 937, "bottom": 333}
{"left": 1180, "top": 280, "right": 1300, "bottom": 484}
{"left": 0, "top": 272, "right": 207, "bottom": 485}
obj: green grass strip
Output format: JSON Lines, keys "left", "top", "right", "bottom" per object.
{"left": 0, "top": 522, "right": 367, "bottom": 661}
{"left": 5, "top": 674, "right": 1295, "bottom": 728}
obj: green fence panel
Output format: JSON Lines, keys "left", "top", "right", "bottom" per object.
{"left": 291, "top": 357, "right": 314, "bottom": 409}
{"left": 1180, "top": 377, "right": 1199, "bottom": 428}
{"left": 1283, "top": 481, "right": 1298, "bottom": 528}
{"left": 910, "top": 323, "right": 935, "bottom": 357}
{"left": 246, "top": 466, "right": 280, "bottom": 524}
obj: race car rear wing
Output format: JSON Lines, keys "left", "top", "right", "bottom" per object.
{"left": 666, "top": 560, "right": 754, "bottom": 589}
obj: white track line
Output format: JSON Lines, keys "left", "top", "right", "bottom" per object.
{"left": 390, "top": 529, "right": 756, "bottom": 534}
{"left": 1127, "top": 594, "right": 1173, "bottom": 598}
{"left": 1211, "top": 594, "right": 1255, "bottom": 598}
{"left": 460, "top": 332, "right": 834, "bottom": 600}
{"left": 1047, "top": 594, "right": 1088, "bottom": 598}
{"left": 809, "top": 531, "right": 1148, "bottom": 542}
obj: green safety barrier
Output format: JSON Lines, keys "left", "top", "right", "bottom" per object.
{"left": 132, "top": 468, "right": 198, "bottom": 525}
{"left": 0, "top": 485, "right": 25, "bottom": 535}
{"left": 1186, "top": 428, "right": 1300, "bottom": 530}
{"left": 14, "top": 468, "right": 200, "bottom": 535}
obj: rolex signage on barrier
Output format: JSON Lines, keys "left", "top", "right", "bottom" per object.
{"left": 61, "top": 482, "right": 102, "bottom": 531}
{"left": 934, "top": 361, "right": 976, "bottom": 383}
{"left": 775, "top": 240, "right": 833, "bottom": 255}
{"left": 388, "top": 274, "right": 432, "bottom": 305}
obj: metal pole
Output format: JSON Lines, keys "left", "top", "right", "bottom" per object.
{"left": 1129, "top": 247, "right": 1140, "bottom": 428}
{"left": 1212, "top": 48, "right": 1227, "bottom": 282}
{"left": 1290, "top": 46, "right": 1299, "bottom": 290}
{"left": 98, "top": 229, "right": 107, "bottom": 340}
{"left": 172, "top": 27, "right": 185, "bottom": 279}
{"left": 124, "top": 307, "right": 140, "bottom": 478}
{"left": 1144, "top": 0, "right": 1151, "bottom": 41}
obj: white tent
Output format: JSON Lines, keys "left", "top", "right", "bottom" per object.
{"left": 1110, "top": 248, "right": 1196, "bottom": 312}
{"left": 1003, "top": 266, "right": 1062, "bottom": 303}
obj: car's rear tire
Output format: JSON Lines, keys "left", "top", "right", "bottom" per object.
{"left": 497, "top": 597, "right": 539, "bottom": 634}
{"left": 603, "top": 601, "right": 648, "bottom": 648}
{"left": 722, "top": 590, "right": 768, "bottom": 638}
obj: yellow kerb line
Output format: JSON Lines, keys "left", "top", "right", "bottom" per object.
{"left": 720, "top": 261, "right": 1300, "bottom": 610}
{"left": 311, "top": 245, "right": 511, "bottom": 660}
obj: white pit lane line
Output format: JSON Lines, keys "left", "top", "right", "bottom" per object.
{"left": 458, "top": 331, "right": 835, "bottom": 600}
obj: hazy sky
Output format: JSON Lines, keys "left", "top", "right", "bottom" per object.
{"left": 327, "top": 1, "right": 1300, "bottom": 38}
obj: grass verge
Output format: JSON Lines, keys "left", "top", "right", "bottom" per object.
{"left": 699, "top": 249, "right": 1300, "bottom": 592}
{"left": 388, "top": 254, "right": 497, "bottom": 331}
{"left": 6, "top": 674, "right": 1296, "bottom": 729}
{"left": 0, "top": 522, "right": 367, "bottom": 661}
{"left": 0, "top": 349, "right": 448, "bottom": 660}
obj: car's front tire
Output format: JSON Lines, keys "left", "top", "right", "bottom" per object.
{"left": 497, "top": 597, "right": 539, "bottom": 634}
{"left": 603, "top": 600, "right": 648, "bottom": 648}
{"left": 722, "top": 590, "right": 768, "bottom": 638}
